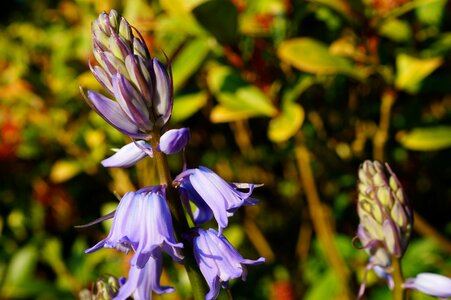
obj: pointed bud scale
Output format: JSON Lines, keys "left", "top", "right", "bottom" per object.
{"left": 119, "top": 18, "right": 132, "bottom": 42}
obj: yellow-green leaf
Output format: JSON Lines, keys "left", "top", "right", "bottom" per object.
{"left": 278, "top": 38, "right": 364, "bottom": 80}
{"left": 397, "top": 126, "right": 451, "bottom": 151}
{"left": 172, "top": 37, "right": 210, "bottom": 92}
{"left": 172, "top": 92, "right": 208, "bottom": 122}
{"left": 210, "top": 105, "right": 255, "bottom": 123}
{"left": 207, "top": 64, "right": 277, "bottom": 122}
{"left": 395, "top": 54, "right": 442, "bottom": 94}
{"left": 50, "top": 160, "right": 81, "bottom": 183}
{"left": 268, "top": 103, "right": 305, "bottom": 143}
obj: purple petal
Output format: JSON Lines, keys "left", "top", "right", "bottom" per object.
{"left": 85, "top": 90, "right": 149, "bottom": 139}
{"left": 89, "top": 60, "right": 114, "bottom": 95}
{"left": 404, "top": 273, "right": 451, "bottom": 298}
{"left": 157, "top": 128, "right": 190, "bottom": 155}
{"left": 153, "top": 58, "right": 173, "bottom": 126}
{"left": 114, "top": 252, "right": 175, "bottom": 300}
{"left": 101, "top": 140, "right": 152, "bottom": 168}
{"left": 125, "top": 55, "right": 152, "bottom": 104}
{"left": 112, "top": 73, "right": 152, "bottom": 131}
{"left": 193, "top": 228, "right": 264, "bottom": 300}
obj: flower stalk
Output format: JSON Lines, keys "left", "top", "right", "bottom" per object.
{"left": 148, "top": 131, "right": 208, "bottom": 299}
{"left": 391, "top": 256, "right": 405, "bottom": 300}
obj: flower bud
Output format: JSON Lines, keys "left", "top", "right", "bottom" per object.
{"left": 356, "top": 160, "right": 412, "bottom": 258}
{"left": 83, "top": 10, "right": 175, "bottom": 138}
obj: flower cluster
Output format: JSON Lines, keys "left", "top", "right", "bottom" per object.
{"left": 81, "top": 10, "right": 264, "bottom": 300}
{"left": 355, "top": 160, "right": 451, "bottom": 299}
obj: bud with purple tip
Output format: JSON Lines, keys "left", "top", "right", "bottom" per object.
{"left": 357, "top": 160, "right": 413, "bottom": 258}
{"left": 83, "top": 10, "right": 173, "bottom": 138}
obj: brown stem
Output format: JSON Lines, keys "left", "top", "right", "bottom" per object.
{"left": 373, "top": 89, "right": 396, "bottom": 162}
{"left": 294, "top": 134, "right": 352, "bottom": 300}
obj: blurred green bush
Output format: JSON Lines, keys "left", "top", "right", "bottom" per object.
{"left": 0, "top": 0, "right": 450, "bottom": 299}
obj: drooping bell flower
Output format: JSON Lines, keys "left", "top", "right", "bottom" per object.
{"left": 82, "top": 10, "right": 173, "bottom": 138}
{"left": 85, "top": 185, "right": 183, "bottom": 268}
{"left": 191, "top": 228, "right": 265, "bottom": 300}
{"left": 173, "top": 166, "right": 258, "bottom": 234}
{"left": 114, "top": 250, "right": 176, "bottom": 300}
{"left": 404, "top": 273, "right": 451, "bottom": 298}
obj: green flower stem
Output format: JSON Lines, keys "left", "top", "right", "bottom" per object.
{"left": 149, "top": 132, "right": 208, "bottom": 300}
{"left": 391, "top": 256, "right": 406, "bottom": 300}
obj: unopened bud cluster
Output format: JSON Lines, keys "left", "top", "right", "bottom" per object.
{"left": 357, "top": 160, "right": 412, "bottom": 259}
{"left": 84, "top": 10, "right": 172, "bottom": 138}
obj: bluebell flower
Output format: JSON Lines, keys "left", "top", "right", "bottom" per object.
{"left": 82, "top": 10, "right": 174, "bottom": 137}
{"left": 157, "top": 128, "right": 190, "bottom": 155}
{"left": 404, "top": 273, "right": 451, "bottom": 298}
{"left": 174, "top": 166, "right": 258, "bottom": 234}
{"left": 102, "top": 140, "right": 153, "bottom": 168}
{"left": 192, "top": 228, "right": 265, "bottom": 300}
{"left": 85, "top": 185, "right": 183, "bottom": 268}
{"left": 114, "top": 249, "right": 175, "bottom": 300}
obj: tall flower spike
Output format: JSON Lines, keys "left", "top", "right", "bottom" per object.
{"left": 83, "top": 10, "right": 174, "bottom": 138}
{"left": 174, "top": 166, "right": 258, "bottom": 234}
{"left": 355, "top": 160, "right": 413, "bottom": 298}
{"left": 192, "top": 228, "right": 265, "bottom": 300}
{"left": 357, "top": 161, "right": 412, "bottom": 257}
{"left": 85, "top": 185, "right": 183, "bottom": 267}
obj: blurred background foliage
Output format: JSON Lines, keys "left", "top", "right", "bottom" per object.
{"left": 0, "top": 0, "right": 450, "bottom": 299}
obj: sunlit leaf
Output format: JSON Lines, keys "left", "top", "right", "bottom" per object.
{"left": 50, "top": 160, "right": 82, "bottom": 183}
{"left": 278, "top": 38, "right": 365, "bottom": 80}
{"left": 268, "top": 102, "right": 304, "bottom": 143}
{"left": 207, "top": 64, "right": 277, "bottom": 122}
{"left": 397, "top": 126, "right": 451, "bottom": 151}
{"left": 395, "top": 54, "right": 442, "bottom": 94}
{"left": 379, "top": 18, "right": 412, "bottom": 42}
{"left": 210, "top": 106, "right": 256, "bottom": 123}
{"left": 172, "top": 92, "right": 208, "bottom": 122}
{"left": 415, "top": 0, "right": 446, "bottom": 26}
{"left": 171, "top": 37, "right": 211, "bottom": 92}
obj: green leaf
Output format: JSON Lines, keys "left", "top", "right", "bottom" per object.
{"left": 171, "top": 37, "right": 210, "bottom": 92}
{"left": 192, "top": 0, "right": 238, "bottom": 45}
{"left": 3, "top": 245, "right": 38, "bottom": 287}
{"left": 172, "top": 92, "right": 208, "bottom": 122}
{"left": 395, "top": 54, "right": 442, "bottom": 94}
{"left": 379, "top": 18, "right": 412, "bottom": 42}
{"left": 207, "top": 64, "right": 277, "bottom": 122}
{"left": 308, "top": 0, "right": 357, "bottom": 21}
{"left": 304, "top": 270, "right": 340, "bottom": 300}
{"left": 415, "top": 0, "right": 446, "bottom": 26}
{"left": 210, "top": 106, "right": 257, "bottom": 123}
{"left": 278, "top": 38, "right": 364, "bottom": 80}
{"left": 268, "top": 102, "right": 304, "bottom": 143}
{"left": 397, "top": 126, "right": 451, "bottom": 151}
